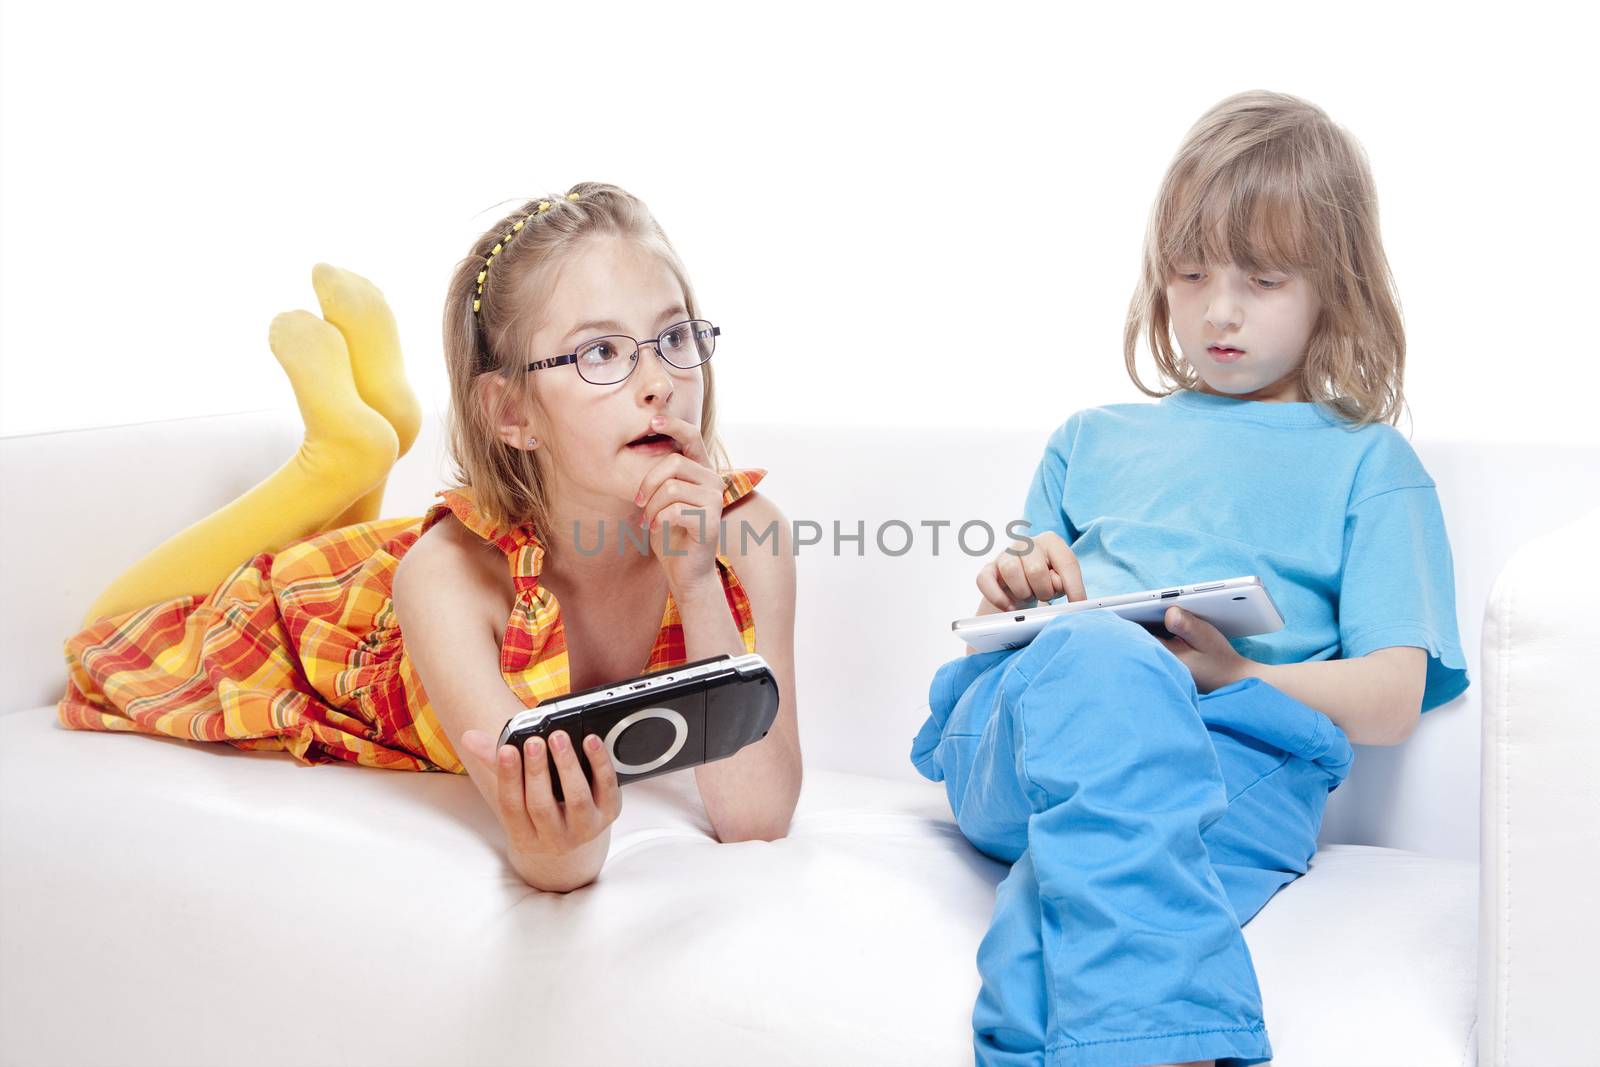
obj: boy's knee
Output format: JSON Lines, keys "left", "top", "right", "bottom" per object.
{"left": 1018, "top": 609, "right": 1180, "bottom": 681}
{"left": 1007, "top": 609, "right": 1203, "bottom": 743}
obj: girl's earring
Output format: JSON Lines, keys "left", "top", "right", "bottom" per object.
{"left": 526, "top": 436, "right": 538, "bottom": 448}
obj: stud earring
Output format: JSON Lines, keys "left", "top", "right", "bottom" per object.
{"left": 526, "top": 437, "right": 538, "bottom": 447}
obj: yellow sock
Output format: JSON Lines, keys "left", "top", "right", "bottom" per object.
{"left": 79, "top": 312, "right": 397, "bottom": 626}
{"left": 311, "top": 263, "right": 422, "bottom": 530}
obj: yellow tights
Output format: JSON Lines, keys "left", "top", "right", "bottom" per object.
{"left": 80, "top": 264, "right": 422, "bottom": 628}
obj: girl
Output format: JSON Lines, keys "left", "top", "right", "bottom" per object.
{"left": 60, "top": 182, "right": 802, "bottom": 894}
{"left": 910, "top": 92, "right": 1469, "bottom": 1067}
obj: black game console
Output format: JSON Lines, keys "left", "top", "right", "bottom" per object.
{"left": 496, "top": 653, "right": 780, "bottom": 802}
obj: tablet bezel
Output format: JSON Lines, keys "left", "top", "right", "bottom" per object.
{"left": 951, "top": 576, "right": 1283, "bottom": 653}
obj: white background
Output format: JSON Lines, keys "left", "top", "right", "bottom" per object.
{"left": 1, "top": 1, "right": 1594, "bottom": 444}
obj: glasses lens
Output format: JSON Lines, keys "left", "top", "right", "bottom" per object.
{"left": 574, "top": 335, "right": 637, "bottom": 384}
{"left": 657, "top": 320, "right": 715, "bottom": 368}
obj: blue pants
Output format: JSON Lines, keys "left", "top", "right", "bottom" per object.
{"left": 909, "top": 611, "right": 1354, "bottom": 1067}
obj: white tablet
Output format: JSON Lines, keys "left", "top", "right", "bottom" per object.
{"left": 951, "top": 576, "right": 1284, "bottom": 654}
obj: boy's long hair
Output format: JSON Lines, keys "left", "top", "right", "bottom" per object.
{"left": 441, "top": 181, "right": 731, "bottom": 537}
{"left": 1125, "top": 90, "right": 1406, "bottom": 427}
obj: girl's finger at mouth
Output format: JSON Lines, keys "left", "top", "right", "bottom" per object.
{"left": 648, "top": 414, "right": 708, "bottom": 461}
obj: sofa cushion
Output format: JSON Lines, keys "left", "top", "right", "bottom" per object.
{"left": 0, "top": 705, "right": 1474, "bottom": 1066}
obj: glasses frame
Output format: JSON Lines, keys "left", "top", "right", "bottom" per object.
{"left": 524, "top": 320, "right": 721, "bottom": 385}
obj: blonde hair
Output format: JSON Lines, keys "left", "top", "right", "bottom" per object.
{"left": 1124, "top": 90, "right": 1407, "bottom": 428}
{"left": 441, "top": 181, "right": 732, "bottom": 536}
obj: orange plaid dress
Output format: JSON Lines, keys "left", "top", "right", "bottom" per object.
{"left": 58, "top": 468, "right": 768, "bottom": 774}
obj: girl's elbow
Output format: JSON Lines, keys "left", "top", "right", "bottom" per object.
{"left": 716, "top": 820, "right": 793, "bottom": 844}
{"left": 718, "top": 792, "right": 800, "bottom": 843}
{"left": 713, "top": 779, "right": 801, "bottom": 843}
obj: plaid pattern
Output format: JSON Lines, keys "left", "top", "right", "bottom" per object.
{"left": 59, "top": 468, "right": 768, "bottom": 774}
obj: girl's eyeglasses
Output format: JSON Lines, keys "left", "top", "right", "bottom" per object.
{"left": 525, "top": 319, "right": 720, "bottom": 386}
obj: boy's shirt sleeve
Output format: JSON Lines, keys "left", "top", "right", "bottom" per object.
{"left": 1337, "top": 468, "right": 1471, "bottom": 713}
{"left": 1020, "top": 414, "right": 1078, "bottom": 547}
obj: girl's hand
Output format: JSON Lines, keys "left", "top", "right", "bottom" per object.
{"left": 457, "top": 727, "right": 622, "bottom": 864}
{"left": 1154, "top": 606, "right": 1252, "bottom": 694}
{"left": 632, "top": 413, "right": 725, "bottom": 596}
{"left": 975, "top": 530, "right": 1086, "bottom": 615}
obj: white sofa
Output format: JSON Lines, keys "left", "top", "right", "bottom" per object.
{"left": 2, "top": 409, "right": 1596, "bottom": 1067}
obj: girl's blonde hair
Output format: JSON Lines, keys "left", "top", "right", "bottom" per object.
{"left": 441, "top": 181, "right": 732, "bottom": 536}
{"left": 1124, "top": 90, "right": 1406, "bottom": 427}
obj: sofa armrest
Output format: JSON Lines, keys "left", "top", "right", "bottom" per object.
{"left": 1477, "top": 506, "right": 1600, "bottom": 1067}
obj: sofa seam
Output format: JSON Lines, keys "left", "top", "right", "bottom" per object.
{"left": 1497, "top": 555, "right": 1515, "bottom": 1063}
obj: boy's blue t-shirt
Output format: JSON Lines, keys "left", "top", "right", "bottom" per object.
{"left": 1020, "top": 389, "right": 1470, "bottom": 713}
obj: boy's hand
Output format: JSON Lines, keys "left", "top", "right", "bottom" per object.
{"left": 1154, "top": 606, "right": 1252, "bottom": 693}
{"left": 975, "top": 530, "right": 1086, "bottom": 615}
